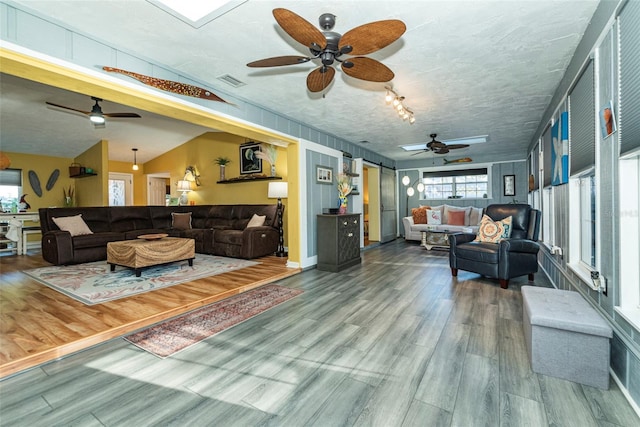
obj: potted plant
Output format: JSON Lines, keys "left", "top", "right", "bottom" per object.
{"left": 214, "top": 157, "right": 231, "bottom": 181}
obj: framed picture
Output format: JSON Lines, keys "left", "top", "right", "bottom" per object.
{"left": 239, "top": 142, "right": 262, "bottom": 174}
{"left": 503, "top": 174, "right": 516, "bottom": 197}
{"left": 316, "top": 165, "right": 333, "bottom": 184}
{"left": 599, "top": 100, "right": 616, "bottom": 139}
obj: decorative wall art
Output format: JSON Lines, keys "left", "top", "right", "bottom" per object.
{"left": 599, "top": 100, "right": 617, "bottom": 139}
{"left": 552, "top": 111, "right": 569, "bottom": 186}
{"left": 503, "top": 175, "right": 516, "bottom": 197}
{"left": 316, "top": 166, "right": 333, "bottom": 184}
{"left": 239, "top": 143, "right": 262, "bottom": 174}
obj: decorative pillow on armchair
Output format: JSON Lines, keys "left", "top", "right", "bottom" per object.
{"left": 411, "top": 207, "right": 429, "bottom": 224}
{"left": 474, "top": 215, "right": 513, "bottom": 243}
{"left": 427, "top": 209, "right": 442, "bottom": 225}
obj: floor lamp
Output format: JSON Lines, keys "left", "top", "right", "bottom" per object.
{"left": 402, "top": 175, "right": 425, "bottom": 216}
{"left": 268, "top": 181, "right": 288, "bottom": 257}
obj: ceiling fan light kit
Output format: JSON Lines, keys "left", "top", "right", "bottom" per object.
{"left": 247, "top": 8, "right": 406, "bottom": 94}
{"left": 45, "top": 96, "right": 141, "bottom": 128}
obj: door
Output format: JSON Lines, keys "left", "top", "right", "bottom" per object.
{"left": 380, "top": 167, "right": 397, "bottom": 243}
{"left": 148, "top": 177, "right": 168, "bottom": 206}
{"left": 108, "top": 173, "right": 133, "bottom": 206}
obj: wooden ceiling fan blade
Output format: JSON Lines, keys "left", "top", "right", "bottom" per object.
{"left": 273, "top": 8, "right": 326, "bottom": 49}
{"left": 45, "top": 101, "right": 90, "bottom": 115}
{"left": 307, "top": 66, "right": 335, "bottom": 93}
{"left": 339, "top": 20, "right": 406, "bottom": 55}
{"left": 435, "top": 148, "right": 450, "bottom": 154}
{"left": 446, "top": 144, "right": 470, "bottom": 150}
{"left": 342, "top": 57, "right": 394, "bottom": 82}
{"left": 247, "top": 56, "right": 311, "bottom": 67}
{"left": 103, "top": 113, "right": 141, "bottom": 118}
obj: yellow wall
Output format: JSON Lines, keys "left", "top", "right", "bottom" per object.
{"left": 108, "top": 160, "right": 147, "bottom": 206}
{"left": 0, "top": 47, "right": 301, "bottom": 263}
{"left": 3, "top": 151, "right": 75, "bottom": 211}
{"left": 74, "top": 140, "right": 109, "bottom": 206}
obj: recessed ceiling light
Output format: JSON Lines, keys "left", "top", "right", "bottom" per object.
{"left": 217, "top": 74, "right": 246, "bottom": 88}
{"left": 147, "top": 0, "right": 247, "bottom": 28}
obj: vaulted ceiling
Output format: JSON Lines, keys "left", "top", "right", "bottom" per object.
{"left": 0, "top": 1, "right": 600, "bottom": 165}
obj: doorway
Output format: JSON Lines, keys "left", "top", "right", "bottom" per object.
{"left": 108, "top": 173, "right": 133, "bottom": 206}
{"left": 147, "top": 173, "right": 170, "bottom": 206}
{"left": 363, "top": 163, "right": 381, "bottom": 247}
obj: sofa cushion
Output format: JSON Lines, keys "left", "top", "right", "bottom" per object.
{"left": 448, "top": 210, "right": 466, "bottom": 226}
{"left": 53, "top": 214, "right": 93, "bottom": 236}
{"left": 475, "top": 214, "right": 513, "bottom": 243}
{"left": 172, "top": 212, "right": 192, "bottom": 230}
{"left": 469, "top": 207, "right": 483, "bottom": 226}
{"left": 73, "top": 232, "right": 124, "bottom": 249}
{"left": 214, "top": 229, "right": 243, "bottom": 245}
{"left": 412, "top": 207, "right": 428, "bottom": 224}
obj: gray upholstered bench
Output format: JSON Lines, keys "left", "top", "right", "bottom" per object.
{"left": 521, "top": 285, "right": 613, "bottom": 389}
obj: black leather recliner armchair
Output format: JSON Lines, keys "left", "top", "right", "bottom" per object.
{"left": 449, "top": 203, "right": 541, "bottom": 289}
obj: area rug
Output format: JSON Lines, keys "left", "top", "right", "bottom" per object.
{"left": 125, "top": 284, "right": 303, "bottom": 358}
{"left": 23, "top": 255, "right": 259, "bottom": 305}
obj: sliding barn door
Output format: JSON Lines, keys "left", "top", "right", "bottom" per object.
{"left": 380, "top": 167, "right": 397, "bottom": 243}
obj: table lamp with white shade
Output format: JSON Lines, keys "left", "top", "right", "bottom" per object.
{"left": 268, "top": 181, "right": 288, "bottom": 257}
{"left": 176, "top": 180, "right": 192, "bottom": 205}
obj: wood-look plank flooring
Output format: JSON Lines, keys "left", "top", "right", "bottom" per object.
{"left": 0, "top": 250, "right": 300, "bottom": 379}
{"left": 1, "top": 241, "right": 638, "bottom": 426}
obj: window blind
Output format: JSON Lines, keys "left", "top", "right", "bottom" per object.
{"left": 423, "top": 168, "right": 487, "bottom": 178}
{"left": 0, "top": 169, "right": 22, "bottom": 186}
{"left": 542, "top": 124, "right": 552, "bottom": 187}
{"left": 569, "top": 60, "right": 595, "bottom": 175}
{"left": 620, "top": 0, "right": 640, "bottom": 156}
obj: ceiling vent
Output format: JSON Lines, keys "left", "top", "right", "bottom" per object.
{"left": 217, "top": 74, "right": 246, "bottom": 88}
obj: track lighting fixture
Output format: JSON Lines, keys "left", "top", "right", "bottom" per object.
{"left": 384, "top": 86, "right": 415, "bottom": 125}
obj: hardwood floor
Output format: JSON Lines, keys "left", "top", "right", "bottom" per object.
{"left": 1, "top": 241, "right": 638, "bottom": 426}
{"left": 0, "top": 250, "right": 300, "bottom": 379}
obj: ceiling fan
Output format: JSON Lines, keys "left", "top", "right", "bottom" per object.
{"left": 246, "top": 8, "right": 406, "bottom": 93}
{"left": 45, "top": 96, "right": 141, "bottom": 128}
{"left": 411, "top": 134, "right": 471, "bottom": 155}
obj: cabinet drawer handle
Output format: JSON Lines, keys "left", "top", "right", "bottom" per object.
{"left": 343, "top": 221, "right": 348, "bottom": 226}
{"left": 347, "top": 232, "right": 353, "bottom": 237}
{"left": 353, "top": 219, "right": 357, "bottom": 224}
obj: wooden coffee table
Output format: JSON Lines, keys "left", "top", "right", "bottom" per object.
{"left": 107, "top": 236, "right": 195, "bottom": 277}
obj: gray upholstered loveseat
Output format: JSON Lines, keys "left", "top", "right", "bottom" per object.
{"left": 38, "top": 204, "right": 280, "bottom": 265}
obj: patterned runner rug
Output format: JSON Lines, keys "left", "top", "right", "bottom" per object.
{"left": 23, "top": 254, "right": 259, "bottom": 305}
{"left": 125, "top": 284, "right": 303, "bottom": 358}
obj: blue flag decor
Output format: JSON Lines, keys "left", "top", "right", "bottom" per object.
{"left": 552, "top": 111, "right": 569, "bottom": 186}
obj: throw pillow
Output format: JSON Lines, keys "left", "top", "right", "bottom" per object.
{"left": 52, "top": 214, "right": 93, "bottom": 236}
{"left": 246, "top": 214, "right": 266, "bottom": 228}
{"left": 474, "top": 215, "right": 513, "bottom": 243}
{"left": 427, "top": 209, "right": 442, "bottom": 225}
{"left": 444, "top": 205, "right": 471, "bottom": 225}
{"left": 448, "top": 210, "right": 466, "bottom": 226}
{"left": 469, "top": 207, "right": 483, "bottom": 226}
{"left": 171, "top": 212, "right": 192, "bottom": 230}
{"left": 411, "top": 207, "right": 428, "bottom": 224}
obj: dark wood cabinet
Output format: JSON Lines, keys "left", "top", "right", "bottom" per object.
{"left": 317, "top": 214, "right": 361, "bottom": 272}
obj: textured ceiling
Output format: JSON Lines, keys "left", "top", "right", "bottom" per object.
{"left": 0, "top": 0, "right": 600, "bottom": 164}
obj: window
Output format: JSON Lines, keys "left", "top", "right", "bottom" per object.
{"left": 617, "top": 155, "right": 640, "bottom": 327}
{"left": 579, "top": 173, "right": 596, "bottom": 268}
{"left": 542, "top": 187, "right": 554, "bottom": 246}
{"left": 422, "top": 168, "right": 488, "bottom": 200}
{"left": 0, "top": 169, "right": 22, "bottom": 212}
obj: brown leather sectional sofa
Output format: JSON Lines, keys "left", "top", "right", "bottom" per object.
{"left": 38, "top": 204, "right": 281, "bottom": 265}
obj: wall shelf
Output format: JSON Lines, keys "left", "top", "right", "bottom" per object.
{"left": 70, "top": 172, "right": 97, "bottom": 178}
{"left": 217, "top": 176, "right": 282, "bottom": 184}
